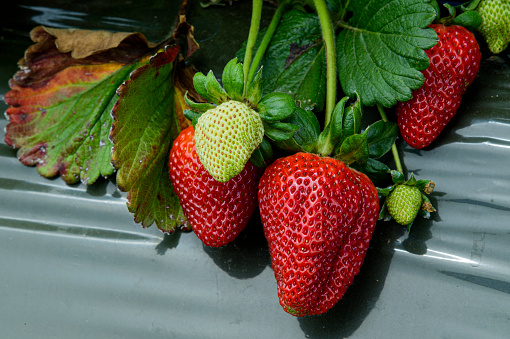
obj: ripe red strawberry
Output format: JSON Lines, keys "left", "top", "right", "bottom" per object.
{"left": 258, "top": 152, "right": 379, "bottom": 316}
{"left": 169, "top": 126, "right": 262, "bottom": 247}
{"left": 396, "top": 24, "right": 481, "bottom": 149}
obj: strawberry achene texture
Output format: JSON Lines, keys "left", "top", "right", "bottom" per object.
{"left": 169, "top": 126, "right": 262, "bottom": 247}
{"left": 396, "top": 24, "right": 481, "bottom": 149}
{"left": 258, "top": 153, "right": 379, "bottom": 316}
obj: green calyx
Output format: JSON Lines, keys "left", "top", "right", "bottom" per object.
{"left": 313, "top": 95, "right": 399, "bottom": 185}
{"left": 184, "top": 58, "right": 302, "bottom": 181}
{"left": 432, "top": 0, "right": 483, "bottom": 29}
{"left": 378, "top": 171, "right": 436, "bottom": 231}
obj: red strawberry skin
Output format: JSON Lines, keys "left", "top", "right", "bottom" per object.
{"left": 258, "top": 153, "right": 379, "bottom": 316}
{"left": 396, "top": 24, "right": 481, "bottom": 149}
{"left": 169, "top": 126, "right": 262, "bottom": 247}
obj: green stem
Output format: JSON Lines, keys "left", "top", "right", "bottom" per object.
{"left": 247, "top": 0, "right": 290, "bottom": 84}
{"left": 313, "top": 0, "right": 337, "bottom": 126}
{"left": 377, "top": 103, "right": 404, "bottom": 174}
{"left": 243, "top": 0, "right": 263, "bottom": 94}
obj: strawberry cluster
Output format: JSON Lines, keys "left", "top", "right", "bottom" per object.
{"left": 168, "top": 58, "right": 383, "bottom": 317}
{"left": 166, "top": 4, "right": 492, "bottom": 317}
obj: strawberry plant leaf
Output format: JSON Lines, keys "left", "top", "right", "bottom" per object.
{"left": 4, "top": 26, "right": 157, "bottom": 184}
{"left": 110, "top": 46, "right": 191, "bottom": 233}
{"left": 336, "top": 0, "right": 438, "bottom": 107}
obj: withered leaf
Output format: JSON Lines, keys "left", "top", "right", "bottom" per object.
{"left": 4, "top": 26, "right": 160, "bottom": 184}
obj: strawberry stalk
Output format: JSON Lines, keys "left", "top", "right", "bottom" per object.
{"left": 243, "top": 0, "right": 263, "bottom": 95}
{"left": 247, "top": 0, "right": 291, "bottom": 84}
{"left": 376, "top": 103, "right": 403, "bottom": 174}
{"left": 312, "top": 0, "right": 337, "bottom": 126}
{"left": 376, "top": 103, "right": 436, "bottom": 228}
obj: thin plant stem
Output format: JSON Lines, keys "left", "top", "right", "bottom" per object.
{"left": 377, "top": 103, "right": 404, "bottom": 174}
{"left": 313, "top": 0, "right": 337, "bottom": 126}
{"left": 247, "top": 0, "right": 290, "bottom": 84}
{"left": 243, "top": 0, "right": 264, "bottom": 94}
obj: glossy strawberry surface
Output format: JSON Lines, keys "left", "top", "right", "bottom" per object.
{"left": 258, "top": 152, "right": 379, "bottom": 316}
{"left": 396, "top": 24, "right": 481, "bottom": 149}
{"left": 169, "top": 126, "right": 262, "bottom": 247}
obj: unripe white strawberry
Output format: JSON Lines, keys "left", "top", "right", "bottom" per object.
{"left": 194, "top": 100, "right": 264, "bottom": 182}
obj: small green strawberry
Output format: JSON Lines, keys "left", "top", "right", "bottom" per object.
{"left": 184, "top": 58, "right": 297, "bottom": 182}
{"left": 379, "top": 171, "right": 436, "bottom": 230}
{"left": 386, "top": 184, "right": 422, "bottom": 226}
{"left": 477, "top": 0, "right": 510, "bottom": 54}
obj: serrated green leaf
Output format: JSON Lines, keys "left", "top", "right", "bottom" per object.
{"left": 222, "top": 58, "right": 244, "bottom": 101}
{"left": 366, "top": 120, "right": 399, "bottom": 159}
{"left": 430, "top": 0, "right": 441, "bottom": 20}
{"left": 257, "top": 92, "right": 296, "bottom": 122}
{"left": 205, "top": 70, "right": 228, "bottom": 104}
{"left": 337, "top": 0, "right": 438, "bottom": 107}
{"left": 273, "top": 107, "right": 320, "bottom": 153}
{"left": 110, "top": 46, "right": 188, "bottom": 233}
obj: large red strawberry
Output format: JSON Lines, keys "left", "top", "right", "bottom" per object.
{"left": 396, "top": 24, "right": 481, "bottom": 149}
{"left": 169, "top": 126, "right": 262, "bottom": 247}
{"left": 258, "top": 152, "right": 379, "bottom": 316}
